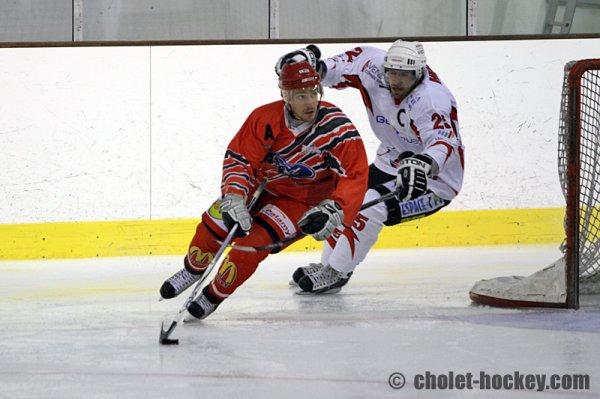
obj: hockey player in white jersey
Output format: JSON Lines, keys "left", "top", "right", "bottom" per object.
{"left": 275, "top": 40, "right": 465, "bottom": 293}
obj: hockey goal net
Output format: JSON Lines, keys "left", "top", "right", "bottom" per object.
{"left": 470, "top": 59, "right": 600, "bottom": 309}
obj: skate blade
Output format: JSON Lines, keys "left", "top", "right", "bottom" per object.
{"left": 295, "top": 287, "right": 342, "bottom": 295}
{"left": 182, "top": 312, "right": 202, "bottom": 324}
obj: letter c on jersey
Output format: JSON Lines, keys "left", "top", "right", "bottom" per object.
{"left": 397, "top": 109, "right": 406, "bottom": 127}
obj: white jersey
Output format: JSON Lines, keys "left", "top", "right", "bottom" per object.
{"left": 322, "top": 46, "right": 464, "bottom": 200}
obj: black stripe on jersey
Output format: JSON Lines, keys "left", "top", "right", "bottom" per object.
{"left": 316, "top": 105, "right": 343, "bottom": 121}
{"left": 277, "top": 131, "right": 311, "bottom": 157}
{"left": 224, "top": 181, "right": 249, "bottom": 194}
{"left": 224, "top": 149, "right": 249, "bottom": 165}
{"left": 277, "top": 106, "right": 344, "bottom": 156}
{"left": 302, "top": 116, "right": 353, "bottom": 148}
{"left": 290, "top": 125, "right": 358, "bottom": 167}
{"left": 320, "top": 130, "right": 361, "bottom": 152}
{"left": 223, "top": 162, "right": 246, "bottom": 171}
{"left": 293, "top": 130, "right": 359, "bottom": 176}
{"left": 223, "top": 171, "right": 250, "bottom": 181}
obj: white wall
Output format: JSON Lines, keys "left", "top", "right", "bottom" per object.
{"left": 1, "top": 38, "right": 599, "bottom": 224}
{"left": 0, "top": 47, "right": 150, "bottom": 223}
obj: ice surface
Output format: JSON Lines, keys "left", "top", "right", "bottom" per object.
{"left": 1, "top": 246, "right": 599, "bottom": 398}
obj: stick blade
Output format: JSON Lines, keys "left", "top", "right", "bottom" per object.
{"left": 159, "top": 320, "right": 179, "bottom": 345}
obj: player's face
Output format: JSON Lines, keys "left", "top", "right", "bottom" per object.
{"left": 286, "top": 86, "right": 321, "bottom": 122}
{"left": 385, "top": 69, "right": 417, "bottom": 101}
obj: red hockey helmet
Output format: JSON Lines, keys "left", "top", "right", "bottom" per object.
{"left": 278, "top": 61, "right": 321, "bottom": 90}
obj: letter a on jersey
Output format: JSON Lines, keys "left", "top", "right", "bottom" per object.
{"left": 264, "top": 124, "right": 275, "bottom": 141}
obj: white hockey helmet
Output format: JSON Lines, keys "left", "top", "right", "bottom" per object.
{"left": 382, "top": 40, "right": 427, "bottom": 79}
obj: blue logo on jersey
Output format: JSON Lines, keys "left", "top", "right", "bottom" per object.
{"left": 376, "top": 115, "right": 403, "bottom": 137}
{"left": 400, "top": 193, "right": 446, "bottom": 218}
{"left": 376, "top": 115, "right": 390, "bottom": 124}
{"left": 271, "top": 153, "right": 316, "bottom": 179}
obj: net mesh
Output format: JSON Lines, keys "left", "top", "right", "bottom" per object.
{"left": 558, "top": 61, "right": 600, "bottom": 282}
{"left": 469, "top": 60, "right": 600, "bottom": 308}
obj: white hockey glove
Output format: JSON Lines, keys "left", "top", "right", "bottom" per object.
{"left": 274, "top": 44, "right": 323, "bottom": 76}
{"left": 220, "top": 193, "right": 252, "bottom": 237}
{"left": 396, "top": 154, "right": 437, "bottom": 202}
{"left": 298, "top": 199, "right": 344, "bottom": 241}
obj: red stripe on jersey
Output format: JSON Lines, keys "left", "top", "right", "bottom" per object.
{"left": 313, "top": 124, "right": 356, "bottom": 149}
{"left": 336, "top": 74, "right": 373, "bottom": 113}
{"left": 326, "top": 227, "right": 342, "bottom": 248}
{"left": 427, "top": 66, "right": 441, "bottom": 84}
{"left": 428, "top": 140, "right": 454, "bottom": 164}
{"left": 458, "top": 146, "right": 465, "bottom": 169}
{"left": 450, "top": 106, "right": 458, "bottom": 138}
{"left": 409, "top": 119, "right": 423, "bottom": 143}
{"left": 342, "top": 225, "right": 360, "bottom": 258}
{"left": 361, "top": 60, "right": 371, "bottom": 72}
{"left": 222, "top": 174, "right": 249, "bottom": 188}
{"left": 223, "top": 158, "right": 246, "bottom": 169}
{"left": 222, "top": 164, "right": 251, "bottom": 194}
{"left": 221, "top": 183, "right": 248, "bottom": 197}
{"left": 319, "top": 110, "right": 346, "bottom": 125}
{"left": 222, "top": 170, "right": 250, "bottom": 181}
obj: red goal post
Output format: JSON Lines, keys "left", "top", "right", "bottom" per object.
{"left": 470, "top": 59, "right": 600, "bottom": 309}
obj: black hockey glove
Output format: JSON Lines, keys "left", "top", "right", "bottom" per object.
{"left": 298, "top": 199, "right": 344, "bottom": 241}
{"left": 220, "top": 193, "right": 252, "bottom": 237}
{"left": 396, "top": 154, "right": 436, "bottom": 202}
{"left": 274, "top": 45, "right": 325, "bottom": 76}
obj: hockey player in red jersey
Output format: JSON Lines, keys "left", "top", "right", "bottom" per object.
{"left": 159, "top": 61, "right": 368, "bottom": 319}
{"left": 275, "top": 40, "right": 465, "bottom": 293}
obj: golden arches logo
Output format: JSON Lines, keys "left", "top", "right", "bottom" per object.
{"left": 188, "top": 246, "right": 214, "bottom": 269}
{"left": 216, "top": 256, "right": 237, "bottom": 288}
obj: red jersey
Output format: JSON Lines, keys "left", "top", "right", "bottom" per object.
{"left": 221, "top": 100, "right": 368, "bottom": 226}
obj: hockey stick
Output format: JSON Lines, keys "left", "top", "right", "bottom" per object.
{"left": 159, "top": 179, "right": 268, "bottom": 345}
{"left": 228, "top": 186, "right": 401, "bottom": 253}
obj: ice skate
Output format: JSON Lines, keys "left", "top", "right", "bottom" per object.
{"left": 289, "top": 262, "right": 325, "bottom": 286}
{"left": 185, "top": 286, "right": 221, "bottom": 321}
{"left": 160, "top": 257, "right": 205, "bottom": 299}
{"left": 297, "top": 265, "right": 352, "bottom": 294}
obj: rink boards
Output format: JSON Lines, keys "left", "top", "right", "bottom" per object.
{"left": 0, "top": 207, "right": 563, "bottom": 260}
